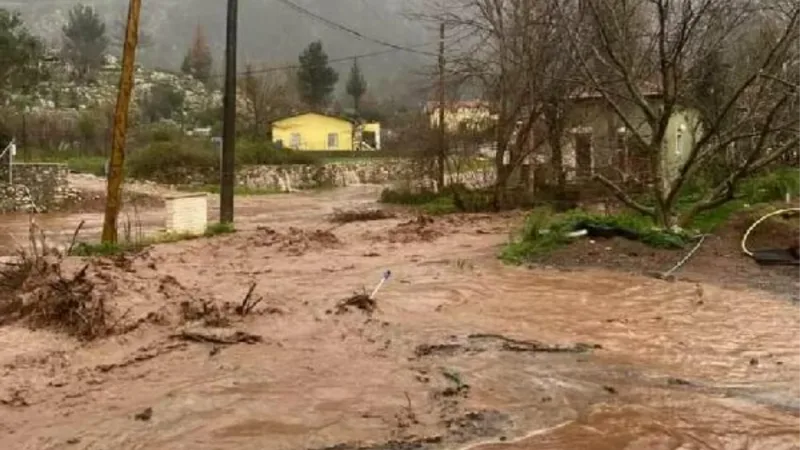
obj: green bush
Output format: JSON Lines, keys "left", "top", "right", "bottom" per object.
{"left": 139, "top": 122, "right": 184, "bottom": 143}
{"left": 236, "top": 140, "right": 321, "bottom": 166}
{"left": 739, "top": 167, "right": 800, "bottom": 204}
{"left": 501, "top": 209, "right": 691, "bottom": 264}
{"left": 379, "top": 184, "right": 496, "bottom": 215}
{"left": 127, "top": 139, "right": 217, "bottom": 184}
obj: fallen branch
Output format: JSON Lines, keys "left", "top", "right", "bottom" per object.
{"left": 237, "top": 282, "right": 262, "bottom": 316}
{"left": 67, "top": 220, "right": 86, "bottom": 255}
{"left": 171, "top": 328, "right": 263, "bottom": 345}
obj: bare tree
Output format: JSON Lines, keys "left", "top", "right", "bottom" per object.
{"left": 240, "top": 64, "right": 297, "bottom": 138}
{"left": 562, "top": 0, "right": 799, "bottom": 227}
{"left": 420, "top": 0, "right": 584, "bottom": 208}
{"left": 109, "top": 5, "right": 153, "bottom": 53}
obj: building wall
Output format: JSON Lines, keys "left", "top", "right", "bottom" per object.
{"left": 272, "top": 113, "right": 355, "bottom": 151}
{"left": 661, "top": 109, "right": 702, "bottom": 192}
{"left": 548, "top": 97, "right": 699, "bottom": 185}
{"left": 428, "top": 106, "right": 496, "bottom": 132}
{"left": 362, "top": 122, "right": 381, "bottom": 150}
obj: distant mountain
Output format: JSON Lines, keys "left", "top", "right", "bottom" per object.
{"left": 3, "top": 0, "right": 434, "bottom": 102}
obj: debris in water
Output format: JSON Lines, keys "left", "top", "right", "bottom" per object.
{"left": 134, "top": 407, "right": 153, "bottom": 421}
{"left": 336, "top": 292, "right": 376, "bottom": 314}
{"left": 369, "top": 270, "right": 392, "bottom": 299}
{"left": 603, "top": 385, "right": 618, "bottom": 394}
{"left": 329, "top": 208, "right": 396, "bottom": 224}
{"left": 171, "top": 328, "right": 263, "bottom": 345}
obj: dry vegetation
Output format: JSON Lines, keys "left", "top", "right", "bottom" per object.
{"left": 0, "top": 222, "right": 115, "bottom": 340}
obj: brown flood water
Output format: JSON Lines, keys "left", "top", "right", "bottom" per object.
{"left": 0, "top": 185, "right": 798, "bottom": 450}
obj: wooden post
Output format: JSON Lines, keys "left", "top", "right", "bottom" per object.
{"left": 437, "top": 22, "right": 446, "bottom": 191}
{"left": 220, "top": 0, "right": 239, "bottom": 224}
{"left": 101, "top": 0, "right": 141, "bottom": 244}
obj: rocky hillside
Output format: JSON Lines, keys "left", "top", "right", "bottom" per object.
{"left": 13, "top": 54, "right": 223, "bottom": 125}
{"left": 10, "top": 0, "right": 430, "bottom": 103}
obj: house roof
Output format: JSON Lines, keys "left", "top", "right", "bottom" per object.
{"left": 270, "top": 111, "right": 359, "bottom": 125}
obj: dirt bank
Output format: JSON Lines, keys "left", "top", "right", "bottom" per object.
{"left": 528, "top": 208, "right": 799, "bottom": 301}
{"left": 0, "top": 190, "right": 798, "bottom": 450}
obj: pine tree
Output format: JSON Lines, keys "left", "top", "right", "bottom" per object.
{"left": 61, "top": 4, "right": 108, "bottom": 81}
{"left": 181, "top": 25, "right": 213, "bottom": 84}
{"left": 0, "top": 10, "right": 46, "bottom": 100}
{"left": 296, "top": 41, "right": 339, "bottom": 109}
{"left": 345, "top": 58, "right": 367, "bottom": 114}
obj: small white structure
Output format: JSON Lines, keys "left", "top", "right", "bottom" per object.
{"left": 165, "top": 193, "right": 208, "bottom": 235}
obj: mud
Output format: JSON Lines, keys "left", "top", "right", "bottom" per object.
{"left": 0, "top": 186, "right": 798, "bottom": 450}
{"left": 531, "top": 209, "right": 800, "bottom": 300}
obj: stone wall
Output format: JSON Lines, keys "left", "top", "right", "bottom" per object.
{"left": 235, "top": 160, "right": 496, "bottom": 192}
{"left": 236, "top": 160, "right": 410, "bottom": 192}
{"left": 0, "top": 163, "right": 73, "bottom": 213}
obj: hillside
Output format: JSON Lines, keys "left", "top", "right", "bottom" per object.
{"left": 5, "top": 0, "right": 432, "bottom": 102}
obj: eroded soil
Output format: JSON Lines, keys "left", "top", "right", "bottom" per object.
{"left": 1, "top": 186, "right": 798, "bottom": 450}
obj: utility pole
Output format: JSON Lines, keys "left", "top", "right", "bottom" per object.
{"left": 101, "top": 0, "right": 141, "bottom": 244}
{"left": 220, "top": 0, "right": 238, "bottom": 224}
{"left": 437, "top": 22, "right": 446, "bottom": 191}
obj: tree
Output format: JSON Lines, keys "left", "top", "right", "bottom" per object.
{"left": 421, "top": 0, "right": 583, "bottom": 207}
{"left": 62, "top": 4, "right": 108, "bottom": 81}
{"left": 346, "top": 58, "right": 367, "bottom": 113}
{"left": 181, "top": 25, "right": 213, "bottom": 84}
{"left": 240, "top": 63, "right": 296, "bottom": 136}
{"left": 141, "top": 83, "right": 185, "bottom": 123}
{"left": 110, "top": 5, "right": 153, "bottom": 53}
{"left": 0, "top": 9, "right": 47, "bottom": 101}
{"left": 296, "top": 41, "right": 339, "bottom": 109}
{"left": 564, "top": 0, "right": 799, "bottom": 227}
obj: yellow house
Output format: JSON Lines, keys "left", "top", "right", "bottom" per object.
{"left": 271, "top": 112, "right": 382, "bottom": 151}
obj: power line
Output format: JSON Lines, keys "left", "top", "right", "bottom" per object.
{"left": 208, "top": 44, "right": 435, "bottom": 79}
{"left": 274, "top": 0, "right": 437, "bottom": 57}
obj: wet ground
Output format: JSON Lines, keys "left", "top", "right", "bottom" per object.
{"left": 1, "top": 183, "right": 798, "bottom": 450}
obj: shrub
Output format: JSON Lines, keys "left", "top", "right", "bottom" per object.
{"left": 739, "top": 167, "right": 800, "bottom": 204}
{"left": 137, "top": 122, "right": 184, "bottom": 143}
{"left": 236, "top": 140, "right": 321, "bottom": 166}
{"left": 502, "top": 209, "right": 691, "bottom": 264}
{"left": 379, "top": 184, "right": 495, "bottom": 215}
{"left": 127, "top": 139, "right": 217, "bottom": 184}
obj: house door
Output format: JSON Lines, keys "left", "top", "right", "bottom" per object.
{"left": 575, "top": 133, "right": 593, "bottom": 180}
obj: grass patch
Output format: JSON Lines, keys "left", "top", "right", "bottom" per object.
{"left": 23, "top": 155, "right": 107, "bottom": 176}
{"left": 379, "top": 184, "right": 495, "bottom": 215}
{"left": 71, "top": 223, "right": 236, "bottom": 257}
{"left": 380, "top": 188, "right": 458, "bottom": 215}
{"left": 638, "top": 168, "right": 800, "bottom": 233}
{"left": 205, "top": 222, "right": 236, "bottom": 236}
{"left": 501, "top": 208, "right": 691, "bottom": 264}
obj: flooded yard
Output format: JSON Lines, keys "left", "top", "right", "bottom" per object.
{"left": 0, "top": 184, "right": 797, "bottom": 450}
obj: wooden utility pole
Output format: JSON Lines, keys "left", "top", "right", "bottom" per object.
{"left": 437, "top": 22, "right": 446, "bottom": 191}
{"left": 101, "top": 0, "right": 141, "bottom": 244}
{"left": 220, "top": 0, "right": 238, "bottom": 223}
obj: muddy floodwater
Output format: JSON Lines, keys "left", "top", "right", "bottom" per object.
{"left": 1, "top": 185, "right": 798, "bottom": 450}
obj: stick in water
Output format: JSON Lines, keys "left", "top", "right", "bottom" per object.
{"left": 369, "top": 270, "right": 392, "bottom": 300}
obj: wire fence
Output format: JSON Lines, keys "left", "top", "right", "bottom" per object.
{"left": 0, "top": 111, "right": 113, "bottom": 161}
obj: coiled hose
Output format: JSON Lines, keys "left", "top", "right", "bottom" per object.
{"left": 740, "top": 208, "right": 800, "bottom": 258}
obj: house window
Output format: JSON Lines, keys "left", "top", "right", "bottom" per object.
{"left": 327, "top": 133, "right": 339, "bottom": 150}
{"left": 290, "top": 133, "right": 301, "bottom": 149}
